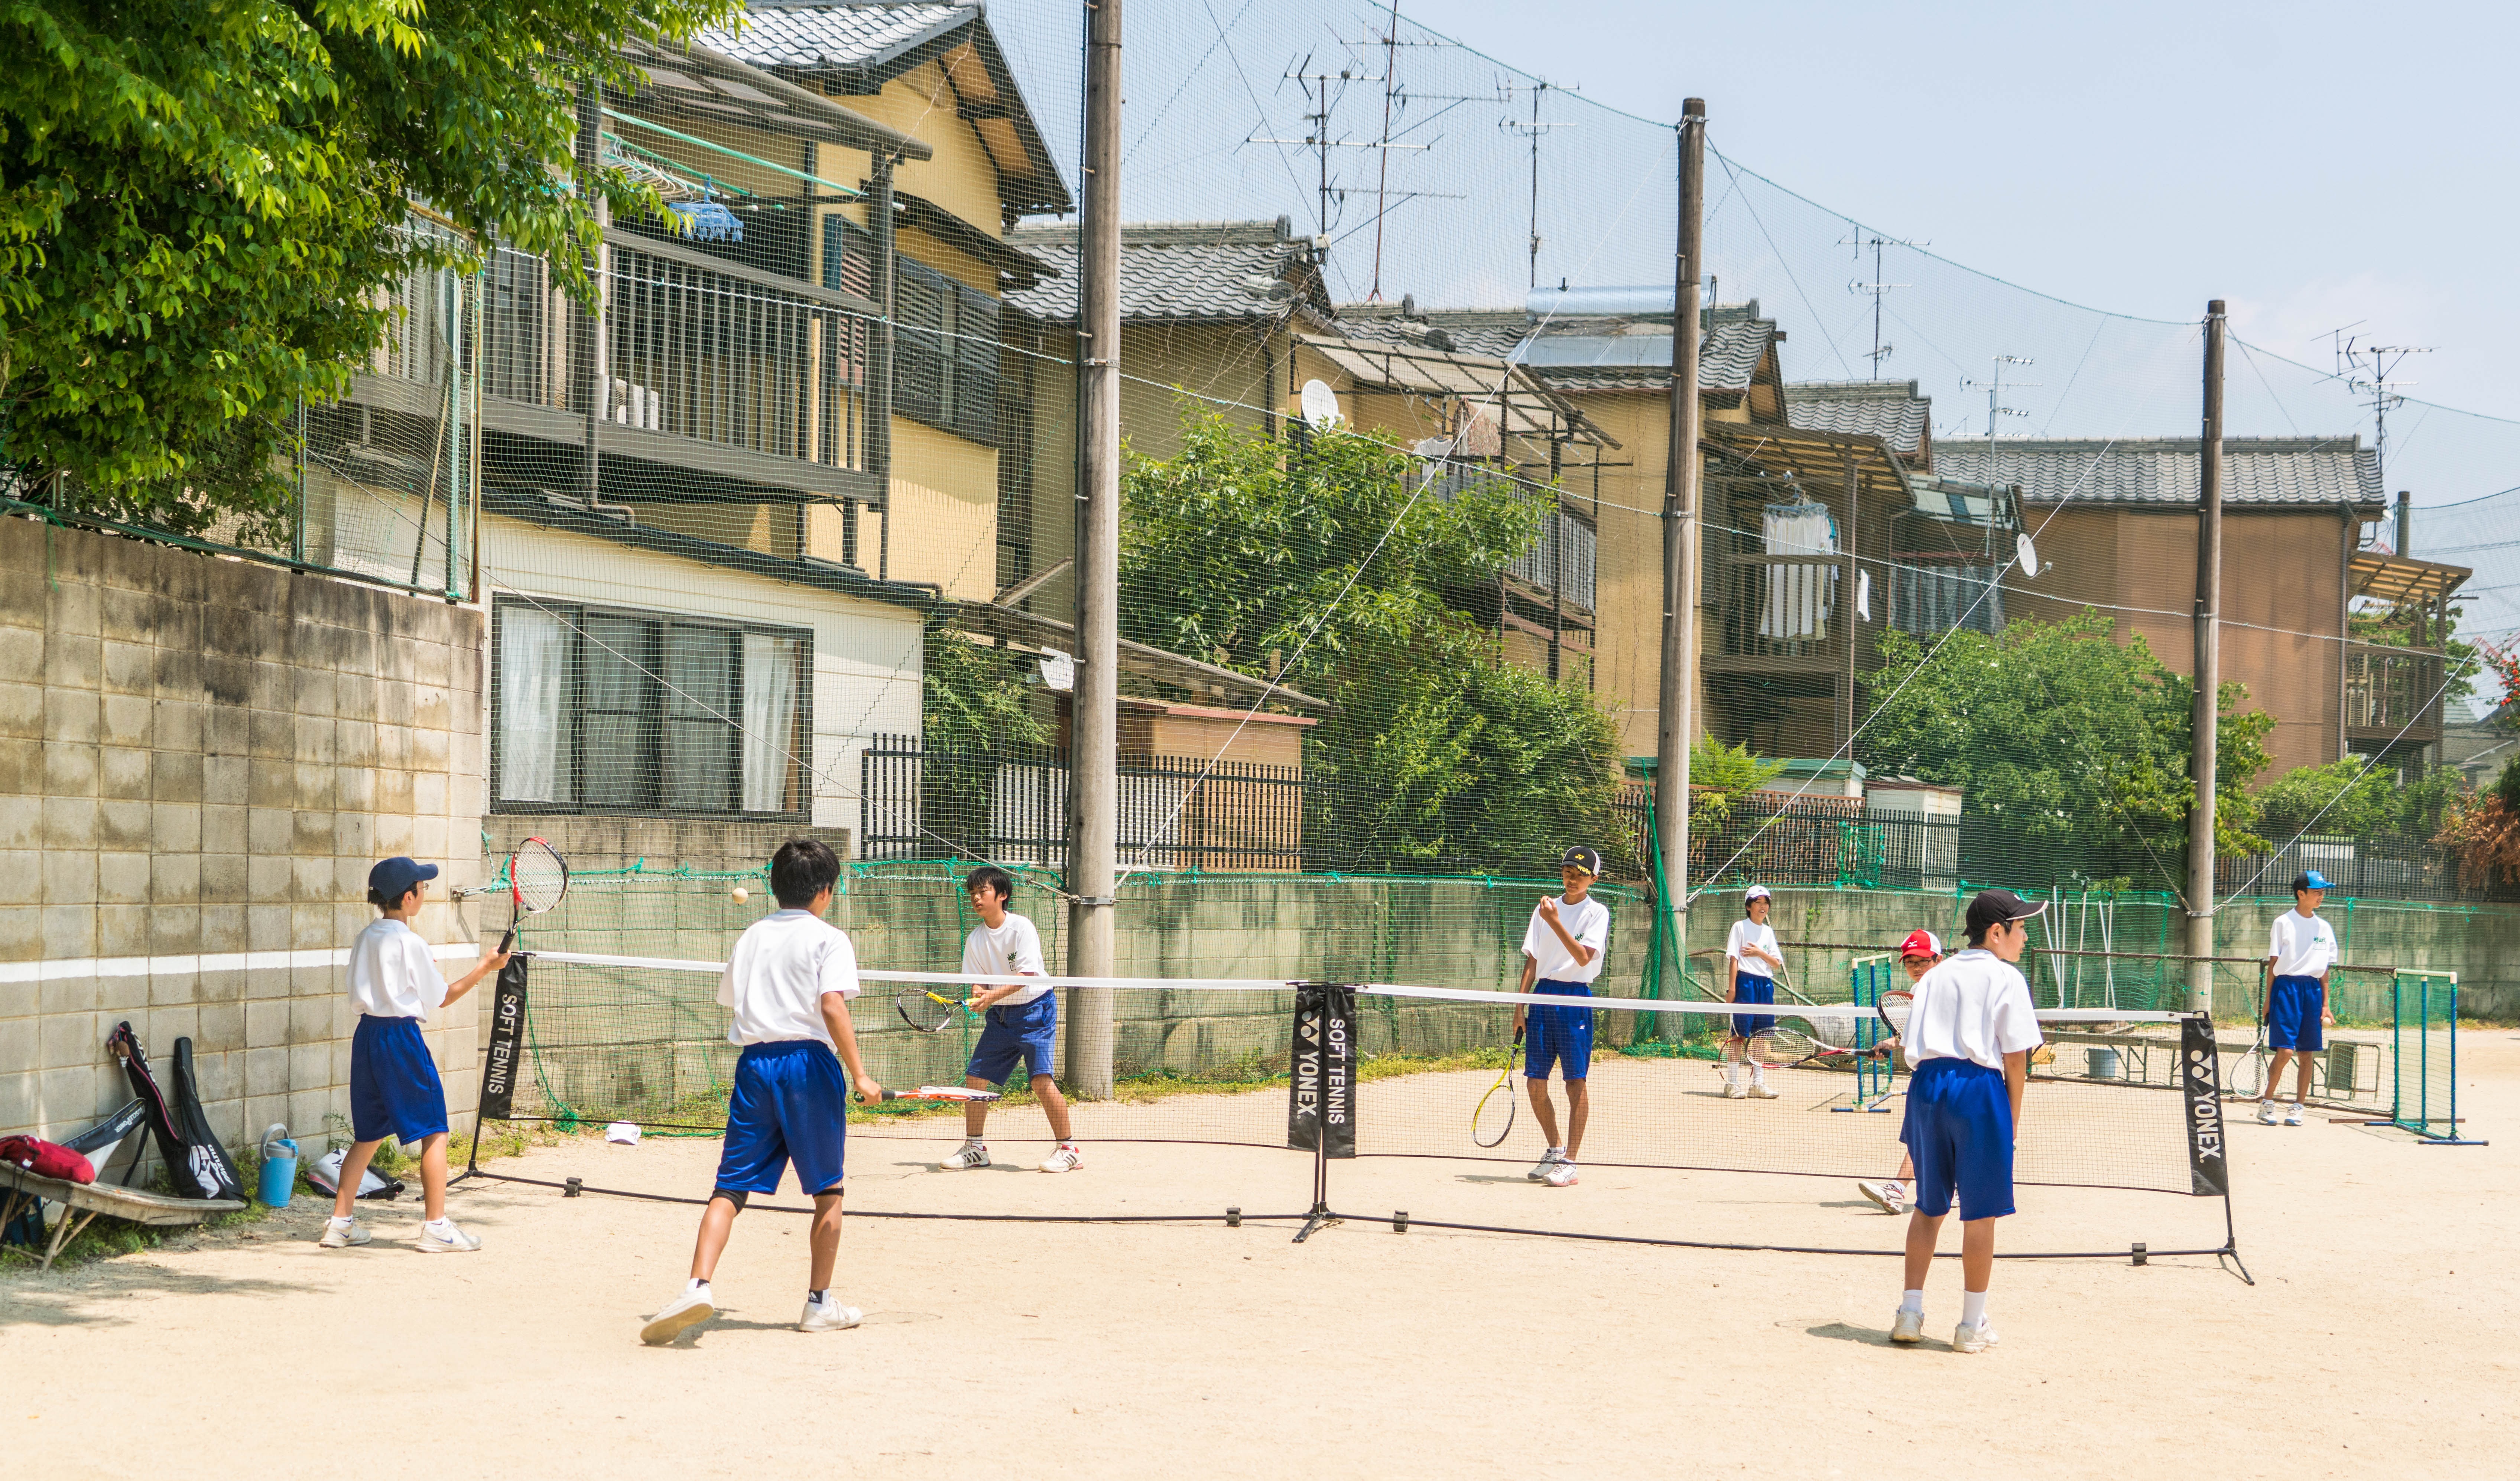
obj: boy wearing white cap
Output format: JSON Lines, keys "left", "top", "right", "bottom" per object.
{"left": 1722, "top": 886, "right": 1785, "bottom": 1098}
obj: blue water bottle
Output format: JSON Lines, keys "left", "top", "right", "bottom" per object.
{"left": 258, "top": 1124, "right": 298, "bottom": 1209}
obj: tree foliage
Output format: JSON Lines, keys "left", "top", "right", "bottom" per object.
{"left": 923, "top": 623, "right": 1048, "bottom": 755}
{"left": 0, "top": 0, "right": 732, "bottom": 532}
{"left": 1121, "top": 410, "right": 1623, "bottom": 875}
{"left": 2254, "top": 756, "right": 2467, "bottom": 844}
{"left": 1856, "top": 611, "right": 2274, "bottom": 877}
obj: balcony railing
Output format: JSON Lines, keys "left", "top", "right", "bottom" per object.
{"left": 1714, "top": 552, "right": 1844, "bottom": 661}
{"left": 1507, "top": 508, "right": 1597, "bottom": 612}
{"left": 2343, "top": 645, "right": 2442, "bottom": 735}
{"left": 475, "top": 232, "right": 880, "bottom": 494}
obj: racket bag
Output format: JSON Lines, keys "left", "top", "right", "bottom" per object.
{"left": 303, "top": 1148, "right": 405, "bottom": 1202}
{"left": 106, "top": 1022, "right": 247, "bottom": 1202}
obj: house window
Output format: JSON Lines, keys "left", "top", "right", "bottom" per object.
{"left": 826, "top": 217, "right": 1001, "bottom": 447}
{"left": 493, "top": 598, "right": 810, "bottom": 816}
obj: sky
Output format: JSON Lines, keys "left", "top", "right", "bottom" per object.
{"left": 981, "top": 0, "right": 2520, "bottom": 689}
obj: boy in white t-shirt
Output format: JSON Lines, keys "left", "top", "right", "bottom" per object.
{"left": 641, "top": 839, "right": 884, "bottom": 1346}
{"left": 319, "top": 856, "right": 509, "bottom": 1253}
{"left": 1511, "top": 846, "right": 1613, "bottom": 1189}
{"left": 940, "top": 866, "right": 1080, "bottom": 1174}
{"left": 1890, "top": 890, "right": 2046, "bottom": 1355}
{"left": 2257, "top": 871, "right": 2339, "bottom": 1127}
{"left": 1722, "top": 885, "right": 1787, "bottom": 1098}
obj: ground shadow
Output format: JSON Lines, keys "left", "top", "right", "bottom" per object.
{"left": 1804, "top": 1321, "right": 1900, "bottom": 1348}
{"left": 0, "top": 1259, "right": 304, "bottom": 1330}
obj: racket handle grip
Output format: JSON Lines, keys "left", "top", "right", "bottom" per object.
{"left": 496, "top": 926, "right": 516, "bottom": 957}
{"left": 853, "top": 1089, "right": 900, "bottom": 1103}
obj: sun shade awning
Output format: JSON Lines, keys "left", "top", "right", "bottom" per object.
{"left": 2349, "top": 550, "right": 2471, "bottom": 605}
{"left": 1295, "top": 334, "right": 1614, "bottom": 448}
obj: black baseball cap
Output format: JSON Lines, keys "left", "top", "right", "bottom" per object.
{"left": 1559, "top": 845, "right": 1602, "bottom": 876}
{"left": 368, "top": 856, "right": 439, "bottom": 900}
{"left": 1964, "top": 888, "right": 2047, "bottom": 937}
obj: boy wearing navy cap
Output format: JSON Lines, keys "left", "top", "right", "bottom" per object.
{"left": 2257, "top": 872, "right": 2339, "bottom": 1127}
{"left": 1890, "top": 890, "right": 2045, "bottom": 1354}
{"left": 1512, "top": 846, "right": 1611, "bottom": 1188}
{"left": 320, "top": 857, "right": 509, "bottom": 1253}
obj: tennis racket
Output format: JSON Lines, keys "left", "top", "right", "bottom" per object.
{"left": 896, "top": 987, "right": 975, "bottom": 1033}
{"left": 1876, "top": 988, "right": 1913, "bottom": 1047}
{"left": 856, "top": 1085, "right": 1002, "bottom": 1103}
{"left": 2227, "top": 980, "right": 2271, "bottom": 1097}
{"left": 1471, "top": 1026, "right": 1523, "bottom": 1148}
{"left": 497, "top": 837, "right": 568, "bottom": 955}
{"left": 1760, "top": 1011, "right": 1877, "bottom": 1071}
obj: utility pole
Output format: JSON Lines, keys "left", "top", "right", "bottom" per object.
{"left": 1655, "top": 99, "right": 1705, "bottom": 989}
{"left": 2186, "top": 300, "right": 2227, "bottom": 1013}
{"left": 1067, "top": 0, "right": 1121, "bottom": 1097}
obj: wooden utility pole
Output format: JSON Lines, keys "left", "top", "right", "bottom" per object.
{"left": 2186, "top": 300, "right": 2227, "bottom": 1012}
{"left": 1654, "top": 100, "right": 1706, "bottom": 980}
{"left": 1066, "top": 0, "right": 1122, "bottom": 1096}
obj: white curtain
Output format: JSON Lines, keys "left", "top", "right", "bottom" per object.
{"left": 1758, "top": 503, "right": 1838, "bottom": 639}
{"left": 498, "top": 607, "right": 573, "bottom": 804}
{"left": 741, "top": 632, "right": 801, "bottom": 813}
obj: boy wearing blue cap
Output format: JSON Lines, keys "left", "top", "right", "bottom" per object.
{"left": 2257, "top": 872, "right": 2339, "bottom": 1127}
{"left": 320, "top": 857, "right": 509, "bottom": 1252}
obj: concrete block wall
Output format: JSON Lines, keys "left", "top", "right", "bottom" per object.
{"left": 0, "top": 516, "right": 488, "bottom": 1161}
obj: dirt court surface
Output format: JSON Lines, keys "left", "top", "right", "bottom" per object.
{"left": 7, "top": 1035, "right": 2516, "bottom": 1480}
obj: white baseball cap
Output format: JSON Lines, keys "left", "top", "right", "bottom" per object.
{"left": 1744, "top": 885, "right": 1771, "bottom": 902}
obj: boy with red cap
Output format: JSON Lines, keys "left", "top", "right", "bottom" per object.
{"left": 1855, "top": 928, "right": 1940, "bottom": 1214}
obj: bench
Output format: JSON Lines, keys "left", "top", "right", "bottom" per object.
{"left": 0, "top": 1163, "right": 247, "bottom": 1272}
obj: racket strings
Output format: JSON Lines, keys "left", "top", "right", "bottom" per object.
{"left": 513, "top": 840, "right": 569, "bottom": 912}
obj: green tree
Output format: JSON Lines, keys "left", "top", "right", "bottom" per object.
{"left": 1856, "top": 611, "right": 2273, "bottom": 883}
{"left": 1120, "top": 409, "right": 1622, "bottom": 875}
{"left": 923, "top": 624, "right": 1048, "bottom": 753}
{"left": 2254, "top": 757, "right": 2468, "bottom": 844}
{"left": 1, "top": 0, "right": 731, "bottom": 534}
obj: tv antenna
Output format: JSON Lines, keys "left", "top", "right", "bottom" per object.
{"left": 1961, "top": 355, "right": 2039, "bottom": 517}
{"left": 1842, "top": 230, "right": 1925, "bottom": 377}
{"left": 1498, "top": 80, "right": 1578, "bottom": 290}
{"left": 1254, "top": 55, "right": 1431, "bottom": 243}
{"left": 2333, "top": 329, "right": 2432, "bottom": 493}
{"left": 1347, "top": 8, "right": 1495, "bottom": 298}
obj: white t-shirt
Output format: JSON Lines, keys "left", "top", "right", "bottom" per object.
{"left": 1521, "top": 895, "right": 1611, "bottom": 985}
{"left": 1725, "top": 918, "right": 1783, "bottom": 983}
{"left": 718, "top": 910, "right": 861, "bottom": 1048}
{"left": 1903, "top": 948, "right": 2043, "bottom": 1072}
{"left": 347, "top": 918, "right": 449, "bottom": 1019}
{"left": 964, "top": 914, "right": 1049, "bottom": 1005}
{"left": 2266, "top": 910, "right": 2337, "bottom": 980}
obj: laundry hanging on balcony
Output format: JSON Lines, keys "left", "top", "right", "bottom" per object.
{"left": 668, "top": 201, "right": 744, "bottom": 243}
{"left": 1758, "top": 501, "right": 1838, "bottom": 641}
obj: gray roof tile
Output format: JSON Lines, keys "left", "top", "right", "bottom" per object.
{"left": 1001, "top": 219, "right": 1332, "bottom": 323}
{"left": 1929, "top": 438, "right": 2382, "bottom": 507}
{"left": 699, "top": 3, "right": 972, "bottom": 72}
{"left": 1784, "top": 380, "right": 1932, "bottom": 458}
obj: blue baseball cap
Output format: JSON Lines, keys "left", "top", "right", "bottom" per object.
{"left": 2293, "top": 870, "right": 2332, "bottom": 893}
{"left": 368, "top": 856, "right": 439, "bottom": 901}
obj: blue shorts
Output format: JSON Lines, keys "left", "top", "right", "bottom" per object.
{"left": 1731, "top": 974, "right": 1776, "bottom": 1039}
{"left": 715, "top": 1041, "right": 849, "bottom": 1197}
{"left": 1525, "top": 980, "right": 1594, "bottom": 1081}
{"left": 966, "top": 994, "right": 1059, "bottom": 1086}
{"left": 350, "top": 1015, "right": 449, "bottom": 1145}
{"left": 1900, "top": 1058, "right": 2015, "bottom": 1221}
{"left": 2267, "top": 975, "right": 2326, "bottom": 1052}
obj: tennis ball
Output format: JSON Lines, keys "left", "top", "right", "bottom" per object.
{"left": 731, "top": 886, "right": 750, "bottom": 904}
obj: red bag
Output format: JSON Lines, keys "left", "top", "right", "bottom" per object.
{"left": 0, "top": 1136, "right": 96, "bottom": 1185}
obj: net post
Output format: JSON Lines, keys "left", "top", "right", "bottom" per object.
{"left": 457, "top": 950, "right": 531, "bottom": 1185}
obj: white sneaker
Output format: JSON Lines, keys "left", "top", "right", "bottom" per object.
{"left": 1526, "top": 1149, "right": 1565, "bottom": 1182}
{"left": 318, "top": 1216, "right": 370, "bottom": 1249}
{"left": 797, "top": 1295, "right": 863, "bottom": 1333}
{"left": 641, "top": 1289, "right": 715, "bottom": 1346}
{"left": 2256, "top": 1101, "right": 2279, "bottom": 1125}
{"left": 1890, "top": 1308, "right": 1925, "bottom": 1344}
{"left": 1542, "top": 1159, "right": 1579, "bottom": 1188}
{"left": 1748, "top": 1078, "right": 1779, "bottom": 1099}
{"left": 416, "top": 1218, "right": 481, "bottom": 1253}
{"left": 1858, "top": 1180, "right": 1910, "bottom": 1215}
{"left": 2284, "top": 1102, "right": 2306, "bottom": 1127}
{"left": 1951, "top": 1320, "right": 1999, "bottom": 1354}
{"left": 940, "top": 1141, "right": 991, "bottom": 1171}
{"left": 1722, "top": 1080, "right": 1749, "bottom": 1100}
{"left": 1037, "top": 1142, "right": 1083, "bottom": 1174}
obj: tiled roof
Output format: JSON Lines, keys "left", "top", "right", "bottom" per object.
{"left": 1785, "top": 380, "right": 1932, "bottom": 459}
{"left": 700, "top": 3, "right": 972, "bottom": 72}
{"left": 1001, "top": 219, "right": 1333, "bottom": 324}
{"left": 1334, "top": 305, "right": 1531, "bottom": 359}
{"left": 1930, "top": 438, "right": 2383, "bottom": 507}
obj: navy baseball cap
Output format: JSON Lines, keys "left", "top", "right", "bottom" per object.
{"left": 1560, "top": 845, "right": 1602, "bottom": 876}
{"left": 368, "top": 856, "right": 439, "bottom": 901}
{"left": 1964, "top": 888, "right": 2048, "bottom": 937}
{"left": 2293, "top": 870, "right": 2332, "bottom": 893}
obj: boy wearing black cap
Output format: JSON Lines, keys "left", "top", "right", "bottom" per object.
{"left": 1890, "top": 889, "right": 2045, "bottom": 1354}
{"left": 320, "top": 857, "right": 509, "bottom": 1253}
{"left": 2257, "top": 871, "right": 2339, "bottom": 1127}
{"left": 1512, "top": 846, "right": 1611, "bottom": 1188}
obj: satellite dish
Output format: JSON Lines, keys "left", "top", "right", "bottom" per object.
{"left": 2016, "top": 531, "right": 2040, "bottom": 578}
{"left": 1300, "top": 379, "right": 1342, "bottom": 429}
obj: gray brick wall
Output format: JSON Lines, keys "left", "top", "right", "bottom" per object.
{"left": 0, "top": 515, "right": 487, "bottom": 1160}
